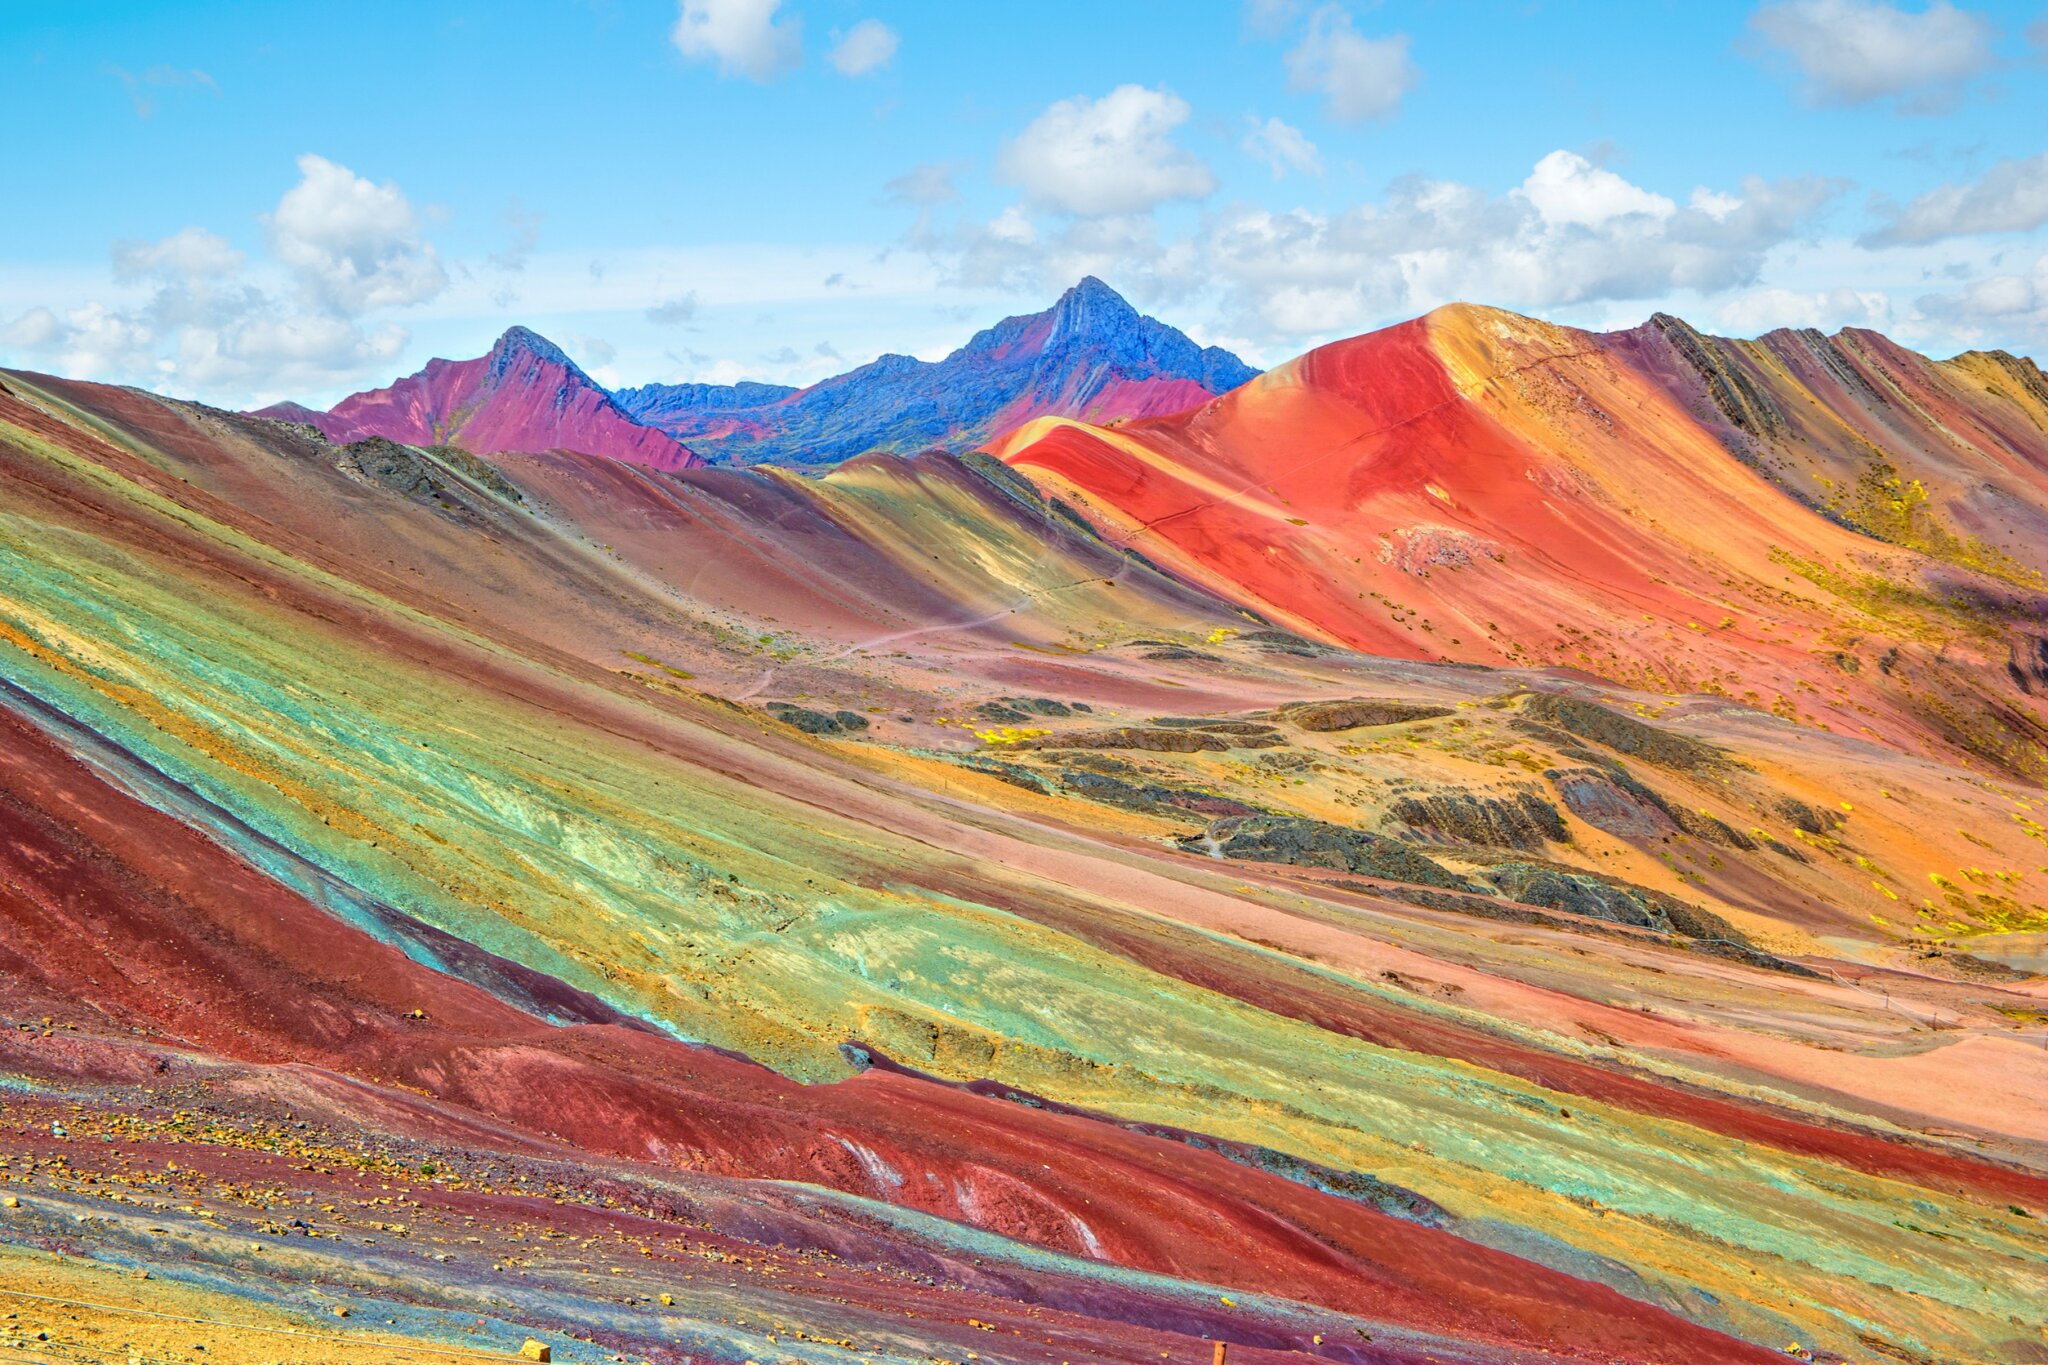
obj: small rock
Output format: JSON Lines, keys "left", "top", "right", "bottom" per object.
{"left": 520, "top": 1340, "right": 552, "bottom": 1362}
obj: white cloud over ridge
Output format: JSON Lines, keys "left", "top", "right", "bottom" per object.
{"left": 999, "top": 85, "right": 1217, "bottom": 217}
{"left": 927, "top": 148, "right": 1846, "bottom": 350}
{"left": 1914, "top": 254, "right": 2048, "bottom": 347}
{"left": 1863, "top": 152, "right": 2048, "bottom": 245}
{"left": 1, "top": 155, "right": 443, "bottom": 403}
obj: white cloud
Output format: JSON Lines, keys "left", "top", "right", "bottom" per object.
{"left": 1285, "top": 7, "right": 1416, "bottom": 123}
{"left": 111, "top": 227, "right": 244, "bottom": 282}
{"left": 646, "top": 294, "right": 700, "bottom": 325}
{"left": 884, "top": 162, "right": 963, "bottom": 207}
{"left": 828, "top": 19, "right": 898, "bottom": 77}
{"left": 108, "top": 64, "right": 218, "bottom": 119}
{"left": 1914, "top": 254, "right": 2048, "bottom": 349}
{"left": 1243, "top": 0, "right": 1304, "bottom": 38}
{"left": 1519, "top": 151, "right": 1676, "bottom": 227}
{"left": 1750, "top": 0, "right": 1996, "bottom": 112}
{"left": 1715, "top": 286, "right": 1894, "bottom": 334}
{"left": 919, "top": 150, "right": 1844, "bottom": 352}
{"left": 998, "top": 85, "right": 1217, "bottom": 217}
{"left": 1242, "top": 116, "right": 1322, "bottom": 179}
{"left": 671, "top": 0, "right": 801, "bottom": 82}
{"left": 1862, "top": 152, "right": 2048, "bottom": 245}
{"left": 268, "top": 154, "right": 446, "bottom": 315}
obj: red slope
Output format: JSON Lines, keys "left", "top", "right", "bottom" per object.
{"left": 995, "top": 305, "right": 2048, "bottom": 763}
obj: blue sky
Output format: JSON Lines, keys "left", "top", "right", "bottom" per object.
{"left": 3, "top": 0, "right": 2045, "bottom": 407}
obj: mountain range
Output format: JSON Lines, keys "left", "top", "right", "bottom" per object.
{"left": 615, "top": 275, "right": 1261, "bottom": 464}
{"left": 6, "top": 292, "right": 2048, "bottom": 1365}
{"left": 258, "top": 277, "right": 1259, "bottom": 469}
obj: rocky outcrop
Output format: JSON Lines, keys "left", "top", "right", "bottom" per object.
{"left": 1519, "top": 694, "right": 1726, "bottom": 773}
{"left": 974, "top": 696, "right": 1087, "bottom": 723}
{"left": 1648, "top": 313, "right": 1784, "bottom": 440}
{"left": 1279, "top": 698, "right": 1455, "bottom": 731}
{"left": 1058, "top": 768, "right": 1260, "bottom": 821}
{"left": 1387, "top": 788, "right": 1567, "bottom": 851}
{"left": 1028, "top": 726, "right": 1283, "bottom": 753}
{"left": 1483, "top": 862, "right": 1817, "bottom": 975}
{"left": 1547, "top": 767, "right": 1676, "bottom": 839}
{"left": 765, "top": 702, "right": 870, "bottom": 736}
{"left": 1182, "top": 816, "right": 1479, "bottom": 890}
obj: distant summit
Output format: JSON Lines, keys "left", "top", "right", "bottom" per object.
{"left": 615, "top": 277, "right": 1260, "bottom": 466}
{"left": 254, "top": 326, "right": 698, "bottom": 472}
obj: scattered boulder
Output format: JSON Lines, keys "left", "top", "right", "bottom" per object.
{"left": 1182, "top": 815, "right": 1479, "bottom": 890}
{"left": 520, "top": 1341, "right": 553, "bottom": 1363}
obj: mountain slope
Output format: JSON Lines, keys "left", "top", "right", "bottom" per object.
{"left": 996, "top": 304, "right": 2048, "bottom": 775}
{"left": 616, "top": 276, "right": 1259, "bottom": 465}
{"left": 9, "top": 312, "right": 2048, "bottom": 1364}
{"left": 256, "top": 325, "right": 698, "bottom": 470}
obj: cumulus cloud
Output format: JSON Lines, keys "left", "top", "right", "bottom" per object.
{"left": 828, "top": 19, "right": 898, "bottom": 76}
{"left": 1914, "top": 254, "right": 2048, "bottom": 346}
{"left": 671, "top": 0, "right": 801, "bottom": 82}
{"left": 1862, "top": 152, "right": 2048, "bottom": 245}
{"left": 1750, "top": 0, "right": 1996, "bottom": 112}
{"left": 268, "top": 154, "right": 447, "bottom": 315}
{"left": 998, "top": 85, "right": 1217, "bottom": 217}
{"left": 1285, "top": 8, "right": 1416, "bottom": 123}
{"left": 2, "top": 303, "right": 158, "bottom": 382}
{"left": 1519, "top": 151, "right": 1676, "bottom": 227}
{"left": 1242, "top": 116, "right": 1322, "bottom": 179}
{"left": 0, "top": 157, "right": 450, "bottom": 404}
